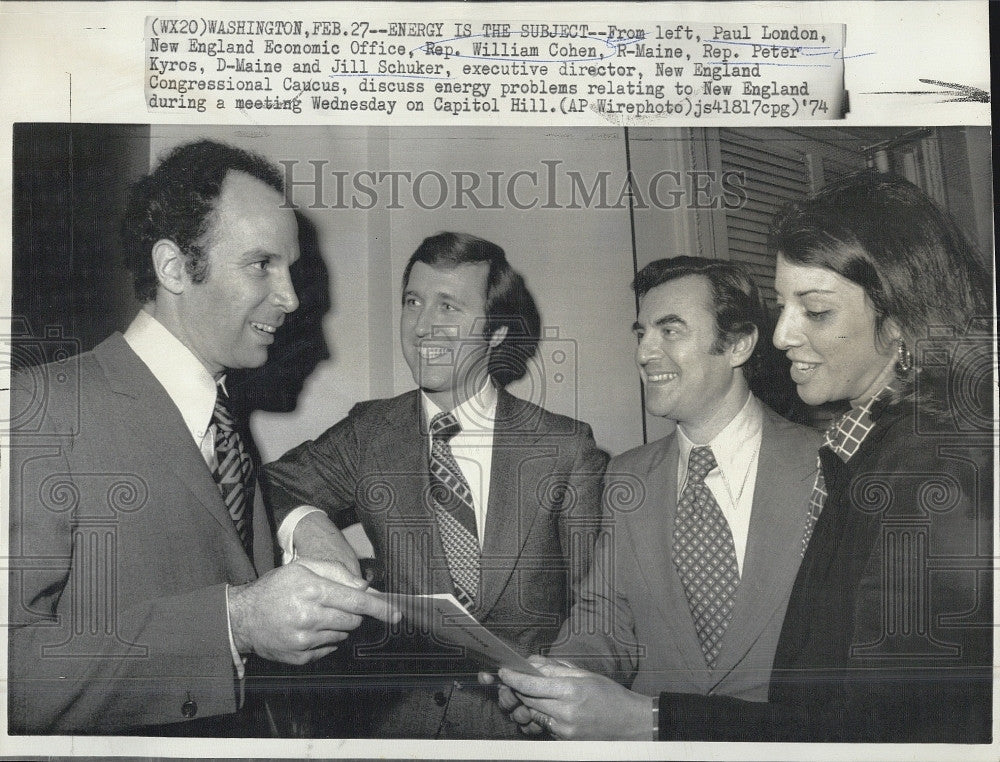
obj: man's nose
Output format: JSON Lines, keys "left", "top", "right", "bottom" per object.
{"left": 635, "top": 333, "right": 661, "bottom": 365}
{"left": 271, "top": 268, "right": 299, "bottom": 314}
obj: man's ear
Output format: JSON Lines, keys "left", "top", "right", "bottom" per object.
{"left": 150, "top": 239, "right": 187, "bottom": 295}
{"left": 728, "top": 326, "right": 758, "bottom": 368}
{"left": 487, "top": 324, "right": 509, "bottom": 349}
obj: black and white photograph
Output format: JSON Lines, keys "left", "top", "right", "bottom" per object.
{"left": 0, "top": 3, "right": 995, "bottom": 761}
{"left": 7, "top": 122, "right": 994, "bottom": 743}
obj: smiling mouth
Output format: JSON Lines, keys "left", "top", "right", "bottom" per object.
{"left": 644, "top": 371, "right": 678, "bottom": 383}
{"left": 791, "top": 361, "right": 819, "bottom": 371}
{"left": 251, "top": 321, "right": 278, "bottom": 335}
{"left": 418, "top": 346, "right": 453, "bottom": 364}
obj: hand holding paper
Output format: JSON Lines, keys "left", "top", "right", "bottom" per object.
{"left": 495, "top": 655, "right": 656, "bottom": 740}
{"left": 387, "top": 593, "right": 543, "bottom": 676}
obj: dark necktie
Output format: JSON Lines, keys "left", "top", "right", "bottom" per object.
{"left": 673, "top": 445, "right": 740, "bottom": 669}
{"left": 428, "top": 411, "right": 480, "bottom": 609}
{"left": 211, "top": 385, "right": 254, "bottom": 557}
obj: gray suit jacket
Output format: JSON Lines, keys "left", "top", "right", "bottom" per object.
{"left": 264, "top": 388, "right": 608, "bottom": 738}
{"left": 551, "top": 402, "right": 820, "bottom": 701}
{"left": 8, "top": 334, "right": 276, "bottom": 734}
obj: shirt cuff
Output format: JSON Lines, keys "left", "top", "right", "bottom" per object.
{"left": 276, "top": 506, "right": 325, "bottom": 565}
{"left": 224, "top": 584, "right": 247, "bottom": 709}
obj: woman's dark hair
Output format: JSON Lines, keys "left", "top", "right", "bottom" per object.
{"left": 770, "top": 169, "right": 992, "bottom": 418}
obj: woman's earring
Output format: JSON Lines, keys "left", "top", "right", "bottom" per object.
{"left": 895, "top": 339, "right": 913, "bottom": 373}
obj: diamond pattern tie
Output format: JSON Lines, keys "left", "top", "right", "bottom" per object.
{"left": 212, "top": 385, "right": 254, "bottom": 557}
{"left": 673, "top": 445, "right": 740, "bottom": 669}
{"left": 429, "top": 411, "right": 480, "bottom": 609}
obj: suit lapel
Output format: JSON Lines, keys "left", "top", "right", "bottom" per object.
{"left": 632, "top": 435, "right": 713, "bottom": 681}
{"left": 94, "top": 335, "right": 256, "bottom": 579}
{"left": 476, "top": 391, "right": 545, "bottom": 618}
{"left": 369, "top": 392, "right": 450, "bottom": 596}
{"left": 710, "top": 408, "right": 815, "bottom": 682}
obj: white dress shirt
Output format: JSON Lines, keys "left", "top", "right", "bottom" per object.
{"left": 675, "top": 393, "right": 763, "bottom": 575}
{"left": 123, "top": 308, "right": 246, "bottom": 678}
{"left": 277, "top": 381, "right": 499, "bottom": 557}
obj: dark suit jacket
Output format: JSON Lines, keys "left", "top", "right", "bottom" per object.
{"left": 551, "top": 402, "right": 820, "bottom": 701}
{"left": 658, "top": 398, "right": 993, "bottom": 741}
{"left": 7, "top": 334, "right": 277, "bottom": 734}
{"left": 264, "top": 388, "right": 607, "bottom": 738}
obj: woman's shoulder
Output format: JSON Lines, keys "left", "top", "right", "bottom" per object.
{"left": 856, "top": 399, "right": 990, "bottom": 527}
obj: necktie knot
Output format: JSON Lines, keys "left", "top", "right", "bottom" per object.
{"left": 213, "top": 385, "right": 235, "bottom": 435}
{"left": 430, "top": 411, "right": 461, "bottom": 443}
{"left": 686, "top": 445, "right": 717, "bottom": 484}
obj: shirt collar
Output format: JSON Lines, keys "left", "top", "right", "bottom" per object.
{"left": 421, "top": 381, "right": 499, "bottom": 435}
{"left": 123, "top": 308, "right": 218, "bottom": 441}
{"left": 677, "top": 393, "right": 763, "bottom": 476}
{"left": 825, "top": 381, "right": 896, "bottom": 463}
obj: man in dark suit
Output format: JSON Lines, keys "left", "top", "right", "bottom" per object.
{"left": 7, "top": 140, "right": 398, "bottom": 735}
{"left": 264, "top": 232, "right": 608, "bottom": 738}
{"left": 491, "top": 257, "right": 820, "bottom": 739}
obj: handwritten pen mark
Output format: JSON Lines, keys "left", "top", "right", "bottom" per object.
{"left": 865, "top": 79, "right": 989, "bottom": 104}
{"left": 415, "top": 33, "right": 625, "bottom": 65}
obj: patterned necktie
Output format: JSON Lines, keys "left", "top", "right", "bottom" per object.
{"left": 801, "top": 388, "right": 888, "bottom": 554}
{"left": 673, "top": 445, "right": 740, "bottom": 669}
{"left": 212, "top": 385, "right": 254, "bottom": 557}
{"left": 428, "top": 411, "right": 480, "bottom": 609}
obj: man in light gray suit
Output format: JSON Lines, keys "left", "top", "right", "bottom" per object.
{"left": 7, "top": 140, "right": 398, "bottom": 736}
{"left": 490, "top": 256, "right": 820, "bottom": 740}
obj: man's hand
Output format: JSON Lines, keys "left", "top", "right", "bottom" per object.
{"left": 496, "top": 656, "right": 656, "bottom": 740}
{"left": 291, "top": 511, "right": 361, "bottom": 577}
{"left": 479, "top": 669, "right": 546, "bottom": 736}
{"left": 228, "top": 558, "right": 399, "bottom": 664}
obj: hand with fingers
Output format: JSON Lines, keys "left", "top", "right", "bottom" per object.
{"left": 491, "top": 655, "right": 657, "bottom": 740}
{"left": 290, "top": 510, "right": 362, "bottom": 578}
{"left": 228, "top": 557, "right": 400, "bottom": 665}
{"left": 479, "top": 669, "right": 547, "bottom": 736}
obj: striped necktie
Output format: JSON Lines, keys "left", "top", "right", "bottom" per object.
{"left": 428, "top": 411, "right": 480, "bottom": 609}
{"left": 211, "top": 385, "right": 254, "bottom": 557}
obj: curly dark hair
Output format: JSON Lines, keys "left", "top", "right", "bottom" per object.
{"left": 121, "top": 139, "right": 285, "bottom": 303}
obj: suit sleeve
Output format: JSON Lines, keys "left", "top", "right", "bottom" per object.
{"left": 7, "top": 374, "right": 237, "bottom": 734}
{"left": 549, "top": 453, "right": 643, "bottom": 685}
{"left": 262, "top": 411, "right": 363, "bottom": 530}
{"left": 556, "top": 423, "right": 609, "bottom": 598}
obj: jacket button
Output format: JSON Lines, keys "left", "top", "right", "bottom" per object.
{"left": 181, "top": 698, "right": 198, "bottom": 718}
{"left": 433, "top": 691, "right": 447, "bottom": 706}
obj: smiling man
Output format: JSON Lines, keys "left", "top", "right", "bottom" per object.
{"left": 7, "top": 140, "right": 398, "bottom": 736}
{"left": 264, "top": 232, "right": 607, "bottom": 738}
{"left": 490, "top": 256, "right": 820, "bottom": 740}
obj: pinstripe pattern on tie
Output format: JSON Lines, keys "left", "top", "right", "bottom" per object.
{"left": 673, "top": 445, "right": 740, "bottom": 669}
{"left": 429, "top": 411, "right": 480, "bottom": 609}
{"left": 212, "top": 385, "right": 254, "bottom": 557}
